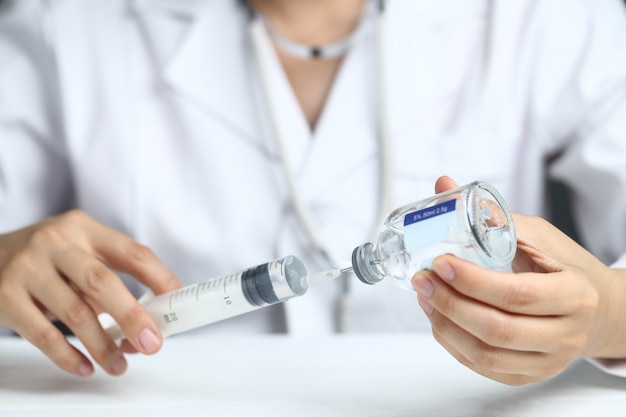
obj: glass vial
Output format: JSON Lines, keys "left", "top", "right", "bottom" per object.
{"left": 351, "top": 181, "right": 516, "bottom": 290}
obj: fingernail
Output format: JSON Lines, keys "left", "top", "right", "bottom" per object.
{"left": 418, "top": 296, "right": 434, "bottom": 315}
{"left": 433, "top": 258, "right": 455, "bottom": 282}
{"left": 138, "top": 327, "right": 161, "bottom": 354}
{"left": 77, "top": 361, "right": 94, "bottom": 377}
{"left": 109, "top": 355, "right": 127, "bottom": 375}
{"left": 412, "top": 276, "right": 434, "bottom": 298}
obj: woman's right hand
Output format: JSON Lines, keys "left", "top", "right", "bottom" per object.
{"left": 0, "top": 210, "right": 182, "bottom": 376}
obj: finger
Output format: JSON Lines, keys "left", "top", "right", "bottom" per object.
{"left": 511, "top": 214, "right": 604, "bottom": 273}
{"left": 53, "top": 247, "right": 163, "bottom": 355}
{"left": 84, "top": 222, "right": 181, "bottom": 295}
{"left": 427, "top": 315, "right": 547, "bottom": 386}
{"left": 29, "top": 274, "right": 128, "bottom": 375}
{"left": 434, "top": 176, "right": 459, "bottom": 194}
{"left": 414, "top": 270, "right": 566, "bottom": 352}
{"left": 428, "top": 254, "right": 580, "bottom": 315}
{"left": 120, "top": 339, "right": 139, "bottom": 354}
{"left": 4, "top": 288, "right": 95, "bottom": 377}
{"left": 422, "top": 298, "right": 565, "bottom": 382}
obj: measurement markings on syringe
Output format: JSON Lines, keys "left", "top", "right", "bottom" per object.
{"left": 222, "top": 275, "right": 237, "bottom": 305}
{"left": 166, "top": 274, "right": 240, "bottom": 310}
{"left": 167, "top": 284, "right": 205, "bottom": 310}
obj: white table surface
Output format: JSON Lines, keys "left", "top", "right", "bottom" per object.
{"left": 1, "top": 333, "right": 626, "bottom": 416}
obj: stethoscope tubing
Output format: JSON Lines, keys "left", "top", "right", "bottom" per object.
{"left": 247, "top": 0, "right": 392, "bottom": 332}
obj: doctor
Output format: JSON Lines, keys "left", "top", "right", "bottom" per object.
{"left": 1, "top": 0, "right": 626, "bottom": 385}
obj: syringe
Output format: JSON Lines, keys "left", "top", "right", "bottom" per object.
{"left": 104, "top": 256, "right": 347, "bottom": 341}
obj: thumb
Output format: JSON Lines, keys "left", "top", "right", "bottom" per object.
{"left": 435, "top": 176, "right": 459, "bottom": 194}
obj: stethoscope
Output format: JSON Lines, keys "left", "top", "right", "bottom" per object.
{"left": 243, "top": 0, "right": 393, "bottom": 332}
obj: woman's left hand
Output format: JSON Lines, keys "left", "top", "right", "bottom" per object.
{"left": 412, "top": 177, "right": 626, "bottom": 385}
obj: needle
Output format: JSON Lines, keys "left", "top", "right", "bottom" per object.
{"left": 306, "top": 265, "right": 353, "bottom": 288}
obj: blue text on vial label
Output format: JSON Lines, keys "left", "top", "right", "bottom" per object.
{"left": 404, "top": 200, "right": 457, "bottom": 252}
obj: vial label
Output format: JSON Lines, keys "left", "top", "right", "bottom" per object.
{"left": 403, "top": 199, "right": 457, "bottom": 252}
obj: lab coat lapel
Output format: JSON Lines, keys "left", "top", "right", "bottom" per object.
{"left": 300, "top": 0, "right": 490, "bottom": 194}
{"left": 384, "top": 0, "right": 489, "bottom": 137}
{"left": 129, "top": 0, "right": 488, "bottom": 162}
{"left": 131, "top": 0, "right": 262, "bottom": 141}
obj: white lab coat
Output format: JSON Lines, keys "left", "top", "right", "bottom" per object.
{"left": 1, "top": 0, "right": 626, "bottom": 354}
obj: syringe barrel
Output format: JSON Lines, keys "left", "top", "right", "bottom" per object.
{"left": 242, "top": 255, "right": 308, "bottom": 306}
{"left": 104, "top": 256, "right": 308, "bottom": 341}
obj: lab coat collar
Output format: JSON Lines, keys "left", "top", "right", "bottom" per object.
{"left": 131, "top": 0, "right": 261, "bottom": 139}
{"left": 130, "top": 0, "right": 204, "bottom": 19}
{"left": 129, "top": 0, "right": 488, "bottom": 142}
